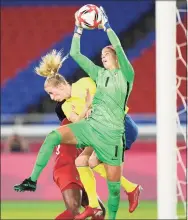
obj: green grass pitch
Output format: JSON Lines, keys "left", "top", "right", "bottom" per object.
{"left": 1, "top": 200, "right": 186, "bottom": 219}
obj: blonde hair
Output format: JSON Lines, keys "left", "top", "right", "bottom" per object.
{"left": 34, "top": 49, "right": 69, "bottom": 87}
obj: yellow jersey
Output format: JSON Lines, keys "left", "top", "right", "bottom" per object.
{"left": 62, "top": 77, "right": 129, "bottom": 120}
{"left": 62, "top": 77, "right": 96, "bottom": 119}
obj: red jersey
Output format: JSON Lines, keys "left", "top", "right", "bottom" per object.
{"left": 53, "top": 118, "right": 83, "bottom": 172}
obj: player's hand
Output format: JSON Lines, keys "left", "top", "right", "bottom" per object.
{"left": 74, "top": 11, "right": 83, "bottom": 35}
{"left": 75, "top": 11, "right": 80, "bottom": 26}
{"left": 85, "top": 108, "right": 92, "bottom": 119}
{"left": 98, "top": 6, "right": 111, "bottom": 31}
{"left": 14, "top": 177, "right": 37, "bottom": 192}
{"left": 85, "top": 89, "right": 92, "bottom": 108}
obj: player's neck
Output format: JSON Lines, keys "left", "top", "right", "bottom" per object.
{"left": 108, "top": 64, "right": 119, "bottom": 71}
{"left": 66, "top": 84, "right": 72, "bottom": 99}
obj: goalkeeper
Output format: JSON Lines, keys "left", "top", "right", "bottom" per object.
{"left": 13, "top": 7, "right": 135, "bottom": 220}
{"left": 71, "top": 7, "right": 135, "bottom": 219}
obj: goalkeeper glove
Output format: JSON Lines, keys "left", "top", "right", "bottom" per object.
{"left": 98, "top": 6, "right": 111, "bottom": 31}
{"left": 74, "top": 11, "right": 83, "bottom": 35}
{"left": 14, "top": 177, "right": 37, "bottom": 192}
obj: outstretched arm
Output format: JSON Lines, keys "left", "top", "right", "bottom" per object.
{"left": 99, "top": 7, "right": 134, "bottom": 82}
{"left": 107, "top": 29, "right": 134, "bottom": 82}
{"left": 70, "top": 33, "right": 102, "bottom": 82}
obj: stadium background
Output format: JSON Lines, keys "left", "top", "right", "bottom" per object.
{"left": 1, "top": 0, "right": 186, "bottom": 219}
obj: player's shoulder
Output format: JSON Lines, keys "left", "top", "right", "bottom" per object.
{"left": 77, "top": 77, "right": 95, "bottom": 84}
{"left": 75, "top": 77, "right": 96, "bottom": 87}
{"left": 61, "top": 99, "right": 69, "bottom": 111}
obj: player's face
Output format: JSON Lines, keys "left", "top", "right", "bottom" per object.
{"left": 45, "top": 84, "right": 71, "bottom": 102}
{"left": 101, "top": 48, "right": 117, "bottom": 70}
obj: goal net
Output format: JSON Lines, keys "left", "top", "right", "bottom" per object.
{"left": 176, "top": 2, "right": 187, "bottom": 219}
{"left": 156, "top": 1, "right": 187, "bottom": 219}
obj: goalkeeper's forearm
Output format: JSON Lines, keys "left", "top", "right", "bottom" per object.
{"left": 106, "top": 28, "right": 134, "bottom": 82}
{"left": 106, "top": 28, "right": 121, "bottom": 48}
{"left": 30, "top": 130, "right": 62, "bottom": 182}
{"left": 70, "top": 34, "right": 100, "bottom": 81}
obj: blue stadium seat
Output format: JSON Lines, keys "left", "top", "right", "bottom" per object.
{"left": 1, "top": 1, "right": 154, "bottom": 114}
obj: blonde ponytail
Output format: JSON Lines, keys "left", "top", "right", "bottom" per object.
{"left": 34, "top": 49, "right": 69, "bottom": 78}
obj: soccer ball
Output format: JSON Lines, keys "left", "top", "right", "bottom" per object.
{"left": 76, "top": 4, "right": 102, "bottom": 30}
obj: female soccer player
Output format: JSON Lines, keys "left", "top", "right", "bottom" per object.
{"left": 14, "top": 7, "right": 135, "bottom": 219}
{"left": 70, "top": 7, "right": 135, "bottom": 219}
{"left": 53, "top": 118, "right": 84, "bottom": 219}
{"left": 54, "top": 105, "right": 105, "bottom": 219}
{"left": 53, "top": 76, "right": 106, "bottom": 219}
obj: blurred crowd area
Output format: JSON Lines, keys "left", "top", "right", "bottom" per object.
{"left": 3, "top": 133, "right": 29, "bottom": 153}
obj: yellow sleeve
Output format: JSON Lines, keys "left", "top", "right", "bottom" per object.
{"left": 61, "top": 102, "right": 72, "bottom": 119}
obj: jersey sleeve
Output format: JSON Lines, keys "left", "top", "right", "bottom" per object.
{"left": 70, "top": 35, "right": 102, "bottom": 81}
{"left": 107, "top": 29, "right": 135, "bottom": 82}
{"left": 61, "top": 102, "right": 72, "bottom": 119}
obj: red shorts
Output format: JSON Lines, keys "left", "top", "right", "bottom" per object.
{"left": 53, "top": 118, "right": 84, "bottom": 192}
{"left": 53, "top": 163, "right": 83, "bottom": 192}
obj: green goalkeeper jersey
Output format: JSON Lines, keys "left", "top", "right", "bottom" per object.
{"left": 70, "top": 29, "right": 135, "bottom": 131}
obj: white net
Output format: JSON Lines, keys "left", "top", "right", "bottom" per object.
{"left": 176, "top": 3, "right": 187, "bottom": 219}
